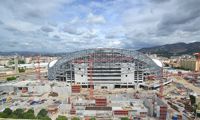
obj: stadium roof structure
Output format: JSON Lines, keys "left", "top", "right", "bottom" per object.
{"left": 48, "top": 48, "right": 162, "bottom": 80}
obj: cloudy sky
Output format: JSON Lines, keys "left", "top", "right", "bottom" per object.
{"left": 0, "top": 0, "right": 200, "bottom": 52}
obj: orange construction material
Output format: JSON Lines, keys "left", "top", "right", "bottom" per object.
{"left": 159, "top": 105, "right": 167, "bottom": 120}
{"left": 71, "top": 85, "right": 81, "bottom": 93}
{"left": 70, "top": 103, "right": 76, "bottom": 115}
{"left": 95, "top": 98, "right": 107, "bottom": 106}
{"left": 22, "top": 87, "right": 28, "bottom": 93}
{"left": 113, "top": 110, "right": 128, "bottom": 116}
{"left": 68, "top": 97, "right": 71, "bottom": 104}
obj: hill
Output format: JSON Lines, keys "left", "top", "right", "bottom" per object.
{"left": 138, "top": 42, "right": 200, "bottom": 57}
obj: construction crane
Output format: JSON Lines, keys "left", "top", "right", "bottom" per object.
{"left": 159, "top": 67, "right": 164, "bottom": 98}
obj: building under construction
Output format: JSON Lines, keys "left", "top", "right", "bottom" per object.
{"left": 48, "top": 48, "right": 162, "bottom": 89}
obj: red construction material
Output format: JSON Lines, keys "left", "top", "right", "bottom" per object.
{"left": 159, "top": 106, "right": 167, "bottom": 120}
{"left": 68, "top": 97, "right": 71, "bottom": 104}
{"left": 70, "top": 103, "right": 76, "bottom": 115}
{"left": 178, "top": 71, "right": 182, "bottom": 76}
{"left": 178, "top": 114, "right": 182, "bottom": 120}
{"left": 113, "top": 110, "right": 128, "bottom": 116}
{"left": 71, "top": 85, "right": 81, "bottom": 93}
{"left": 95, "top": 98, "right": 107, "bottom": 106}
{"left": 147, "top": 75, "right": 155, "bottom": 80}
{"left": 85, "top": 117, "right": 89, "bottom": 120}
{"left": 22, "top": 87, "right": 28, "bottom": 93}
{"left": 70, "top": 109, "right": 76, "bottom": 115}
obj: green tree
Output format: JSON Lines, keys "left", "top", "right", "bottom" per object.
{"left": 12, "top": 108, "right": 24, "bottom": 118}
{"left": 3, "top": 108, "right": 12, "bottom": 117}
{"left": 56, "top": 115, "right": 68, "bottom": 120}
{"left": 23, "top": 109, "right": 35, "bottom": 119}
{"left": 18, "top": 60, "right": 25, "bottom": 64}
{"left": 90, "top": 117, "right": 96, "bottom": 120}
{"left": 0, "top": 112, "right": 6, "bottom": 118}
{"left": 18, "top": 68, "right": 26, "bottom": 73}
{"left": 121, "top": 117, "right": 129, "bottom": 120}
{"left": 37, "top": 109, "right": 51, "bottom": 120}
{"left": 39, "top": 116, "right": 52, "bottom": 120}
{"left": 72, "top": 117, "right": 80, "bottom": 120}
{"left": 6, "top": 76, "right": 16, "bottom": 81}
{"left": 37, "top": 109, "right": 48, "bottom": 118}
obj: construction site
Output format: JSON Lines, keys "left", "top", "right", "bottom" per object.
{"left": 0, "top": 48, "right": 200, "bottom": 120}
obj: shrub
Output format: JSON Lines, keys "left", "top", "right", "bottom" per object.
{"left": 90, "top": 117, "right": 96, "bottom": 120}
{"left": 72, "top": 117, "right": 80, "bottom": 120}
{"left": 121, "top": 117, "right": 129, "bottom": 120}
{"left": 56, "top": 115, "right": 68, "bottom": 120}
{"left": 37, "top": 109, "right": 50, "bottom": 120}
{"left": 37, "top": 109, "right": 48, "bottom": 117}
{"left": 18, "top": 68, "right": 25, "bottom": 73}
{"left": 6, "top": 76, "right": 16, "bottom": 81}
{"left": 23, "top": 109, "right": 35, "bottom": 119}
{"left": 12, "top": 108, "right": 24, "bottom": 119}
{"left": 0, "top": 108, "right": 36, "bottom": 119}
{"left": 3, "top": 108, "right": 12, "bottom": 117}
{"left": 0, "top": 112, "right": 6, "bottom": 118}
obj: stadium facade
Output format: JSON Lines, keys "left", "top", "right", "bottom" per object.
{"left": 48, "top": 48, "right": 162, "bottom": 89}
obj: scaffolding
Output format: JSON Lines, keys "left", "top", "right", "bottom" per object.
{"left": 48, "top": 48, "right": 162, "bottom": 85}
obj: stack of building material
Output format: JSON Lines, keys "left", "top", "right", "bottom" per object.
{"left": 159, "top": 105, "right": 167, "bottom": 120}
{"left": 95, "top": 98, "right": 107, "bottom": 106}
{"left": 71, "top": 85, "right": 81, "bottom": 93}
{"left": 70, "top": 103, "right": 76, "bottom": 115}
{"left": 113, "top": 110, "right": 128, "bottom": 116}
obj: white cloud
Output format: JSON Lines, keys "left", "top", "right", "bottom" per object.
{"left": 0, "top": 0, "right": 200, "bottom": 52}
{"left": 86, "top": 13, "right": 106, "bottom": 24}
{"left": 5, "top": 20, "right": 39, "bottom": 32}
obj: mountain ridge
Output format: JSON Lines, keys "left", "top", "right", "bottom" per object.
{"left": 138, "top": 42, "right": 200, "bottom": 57}
{"left": 0, "top": 42, "right": 200, "bottom": 57}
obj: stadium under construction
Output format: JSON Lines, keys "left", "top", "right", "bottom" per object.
{"left": 48, "top": 48, "right": 163, "bottom": 89}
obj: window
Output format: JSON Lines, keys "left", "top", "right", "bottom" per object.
{"left": 125, "top": 75, "right": 128, "bottom": 77}
{"left": 81, "top": 75, "right": 83, "bottom": 77}
{"left": 128, "top": 68, "right": 130, "bottom": 70}
{"left": 79, "top": 68, "right": 81, "bottom": 70}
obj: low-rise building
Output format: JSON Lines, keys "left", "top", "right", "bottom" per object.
{"left": 180, "top": 59, "right": 197, "bottom": 71}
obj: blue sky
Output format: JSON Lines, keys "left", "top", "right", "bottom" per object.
{"left": 0, "top": 0, "right": 200, "bottom": 52}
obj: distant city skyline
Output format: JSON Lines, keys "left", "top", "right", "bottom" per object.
{"left": 0, "top": 0, "right": 200, "bottom": 52}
